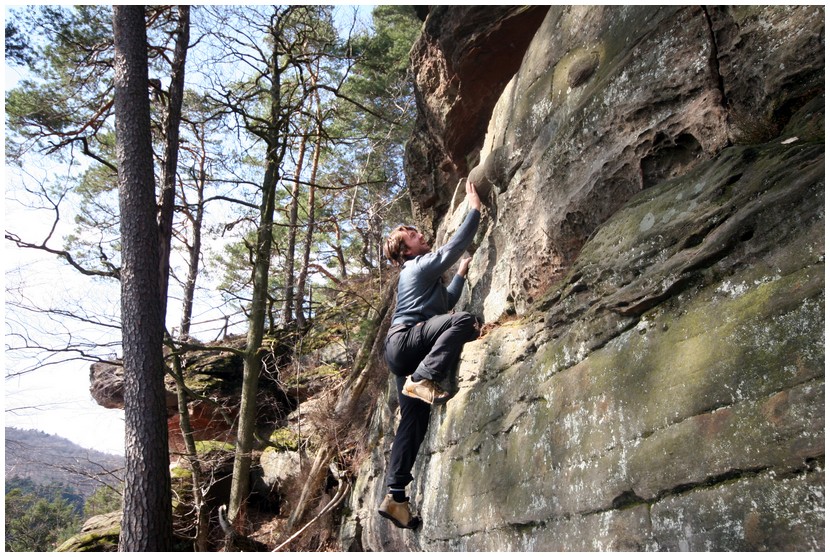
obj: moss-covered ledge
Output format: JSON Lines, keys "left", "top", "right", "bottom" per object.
{"left": 56, "top": 512, "right": 121, "bottom": 552}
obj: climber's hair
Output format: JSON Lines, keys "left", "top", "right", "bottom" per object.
{"left": 384, "top": 225, "right": 418, "bottom": 267}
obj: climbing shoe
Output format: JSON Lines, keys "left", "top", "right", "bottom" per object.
{"left": 402, "top": 376, "right": 450, "bottom": 405}
{"left": 378, "top": 494, "right": 422, "bottom": 529}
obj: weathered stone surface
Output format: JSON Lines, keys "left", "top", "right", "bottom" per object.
{"left": 345, "top": 5, "right": 824, "bottom": 551}
{"left": 650, "top": 466, "right": 825, "bottom": 551}
{"left": 260, "top": 448, "right": 302, "bottom": 487}
{"left": 405, "top": 5, "right": 549, "bottom": 231}
{"left": 89, "top": 362, "right": 127, "bottom": 410}
{"left": 90, "top": 361, "right": 179, "bottom": 412}
{"left": 255, "top": 447, "right": 306, "bottom": 513}
{"left": 57, "top": 509, "right": 198, "bottom": 552}
{"left": 469, "top": 5, "right": 734, "bottom": 321}
{"left": 89, "top": 333, "right": 327, "bottom": 456}
{"left": 56, "top": 511, "right": 121, "bottom": 552}
{"left": 708, "top": 5, "right": 825, "bottom": 142}
{"left": 167, "top": 401, "right": 236, "bottom": 456}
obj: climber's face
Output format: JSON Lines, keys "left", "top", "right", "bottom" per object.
{"left": 402, "top": 228, "right": 430, "bottom": 257}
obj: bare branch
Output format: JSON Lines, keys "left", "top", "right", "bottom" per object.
{"left": 6, "top": 231, "right": 120, "bottom": 279}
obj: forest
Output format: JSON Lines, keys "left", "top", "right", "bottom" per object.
{"left": 6, "top": 5, "right": 421, "bottom": 551}
{"left": 5, "top": 428, "right": 124, "bottom": 552}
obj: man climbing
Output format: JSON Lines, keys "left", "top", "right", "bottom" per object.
{"left": 377, "top": 179, "right": 482, "bottom": 529}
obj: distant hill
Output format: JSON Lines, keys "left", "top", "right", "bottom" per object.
{"left": 5, "top": 428, "right": 124, "bottom": 498}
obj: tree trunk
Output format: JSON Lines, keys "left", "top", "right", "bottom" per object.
{"left": 330, "top": 219, "right": 348, "bottom": 280}
{"left": 228, "top": 168, "right": 278, "bottom": 522}
{"left": 227, "top": 13, "right": 288, "bottom": 522}
{"left": 179, "top": 136, "right": 206, "bottom": 338}
{"left": 113, "top": 5, "right": 173, "bottom": 551}
{"left": 282, "top": 131, "right": 307, "bottom": 325}
{"left": 295, "top": 177, "right": 316, "bottom": 329}
{"left": 157, "top": 5, "right": 190, "bottom": 321}
{"left": 295, "top": 77, "right": 323, "bottom": 329}
{"left": 171, "top": 355, "right": 210, "bottom": 552}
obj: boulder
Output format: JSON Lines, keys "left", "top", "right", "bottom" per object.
{"left": 56, "top": 511, "right": 121, "bottom": 552}
{"left": 257, "top": 448, "right": 304, "bottom": 510}
{"left": 348, "top": 5, "right": 824, "bottom": 551}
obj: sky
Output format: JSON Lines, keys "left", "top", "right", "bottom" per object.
{"left": 4, "top": 4, "right": 377, "bottom": 457}
{"left": 4, "top": 220, "right": 127, "bottom": 453}
{"left": 4, "top": 105, "right": 127, "bottom": 454}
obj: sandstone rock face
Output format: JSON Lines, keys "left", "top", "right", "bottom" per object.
{"left": 56, "top": 511, "right": 121, "bottom": 552}
{"left": 88, "top": 334, "right": 320, "bottom": 454}
{"left": 256, "top": 447, "right": 305, "bottom": 512}
{"left": 346, "top": 5, "right": 824, "bottom": 551}
{"left": 89, "top": 361, "right": 127, "bottom": 410}
{"left": 405, "top": 5, "right": 549, "bottom": 231}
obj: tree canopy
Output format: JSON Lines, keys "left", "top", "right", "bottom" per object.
{"left": 6, "top": 3, "right": 421, "bottom": 366}
{"left": 5, "top": 479, "right": 83, "bottom": 552}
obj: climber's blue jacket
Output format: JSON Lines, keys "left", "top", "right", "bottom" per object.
{"left": 391, "top": 208, "right": 480, "bottom": 326}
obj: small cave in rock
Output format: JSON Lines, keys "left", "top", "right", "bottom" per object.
{"left": 640, "top": 132, "right": 703, "bottom": 190}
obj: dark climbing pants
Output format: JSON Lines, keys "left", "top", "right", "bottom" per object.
{"left": 383, "top": 312, "right": 479, "bottom": 490}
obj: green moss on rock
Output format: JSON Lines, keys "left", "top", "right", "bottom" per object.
{"left": 269, "top": 427, "right": 300, "bottom": 451}
{"left": 194, "top": 440, "right": 235, "bottom": 454}
{"left": 170, "top": 464, "right": 192, "bottom": 479}
{"left": 56, "top": 528, "right": 120, "bottom": 552}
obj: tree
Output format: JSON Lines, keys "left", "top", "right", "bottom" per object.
{"left": 4, "top": 6, "right": 205, "bottom": 377}
{"left": 150, "top": 11, "right": 217, "bottom": 550}
{"left": 322, "top": 5, "right": 421, "bottom": 270}
{"left": 175, "top": 92, "right": 216, "bottom": 339}
{"left": 284, "top": 52, "right": 333, "bottom": 328}
{"left": 164, "top": 91, "right": 225, "bottom": 551}
{"left": 5, "top": 6, "right": 116, "bottom": 171}
{"left": 6, "top": 13, "right": 202, "bottom": 549}
{"left": 5, "top": 487, "right": 82, "bottom": 551}
{"left": 157, "top": 5, "right": 191, "bottom": 320}
{"left": 5, "top": 6, "right": 122, "bottom": 279}
{"left": 225, "top": 5, "right": 300, "bottom": 523}
{"left": 112, "top": 5, "right": 172, "bottom": 551}
{"left": 5, "top": 20, "right": 35, "bottom": 67}
{"left": 295, "top": 78, "right": 325, "bottom": 329}
{"left": 182, "top": 5, "right": 345, "bottom": 523}
{"left": 83, "top": 484, "right": 123, "bottom": 518}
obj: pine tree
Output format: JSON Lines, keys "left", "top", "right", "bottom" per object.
{"left": 112, "top": 5, "right": 172, "bottom": 550}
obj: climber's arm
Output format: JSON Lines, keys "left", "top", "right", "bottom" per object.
{"left": 415, "top": 181, "right": 482, "bottom": 281}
